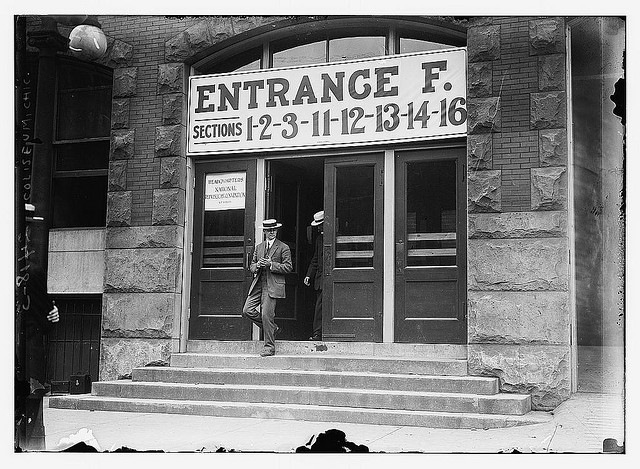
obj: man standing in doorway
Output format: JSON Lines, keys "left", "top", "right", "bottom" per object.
{"left": 242, "top": 219, "right": 293, "bottom": 356}
{"left": 304, "top": 211, "right": 324, "bottom": 341}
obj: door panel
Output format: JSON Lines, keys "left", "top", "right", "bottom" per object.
{"left": 404, "top": 280, "right": 458, "bottom": 318}
{"left": 189, "top": 160, "right": 256, "bottom": 340}
{"left": 323, "top": 154, "right": 384, "bottom": 342}
{"left": 395, "top": 148, "right": 466, "bottom": 344}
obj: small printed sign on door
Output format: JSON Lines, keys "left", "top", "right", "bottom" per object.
{"left": 204, "top": 171, "right": 246, "bottom": 211}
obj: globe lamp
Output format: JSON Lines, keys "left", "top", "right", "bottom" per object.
{"left": 68, "top": 24, "right": 107, "bottom": 60}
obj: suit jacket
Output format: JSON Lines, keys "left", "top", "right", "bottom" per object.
{"left": 305, "top": 233, "right": 323, "bottom": 291}
{"left": 248, "top": 238, "right": 293, "bottom": 298}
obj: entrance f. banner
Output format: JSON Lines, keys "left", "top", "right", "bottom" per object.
{"left": 188, "top": 48, "right": 467, "bottom": 154}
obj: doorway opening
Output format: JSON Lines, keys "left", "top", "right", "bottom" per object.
{"left": 267, "top": 157, "right": 324, "bottom": 340}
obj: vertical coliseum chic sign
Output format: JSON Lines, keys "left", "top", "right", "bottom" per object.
{"left": 187, "top": 48, "right": 467, "bottom": 154}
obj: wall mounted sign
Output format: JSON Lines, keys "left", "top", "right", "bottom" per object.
{"left": 204, "top": 172, "right": 246, "bottom": 211}
{"left": 188, "top": 48, "right": 467, "bottom": 155}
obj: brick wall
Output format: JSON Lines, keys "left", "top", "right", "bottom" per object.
{"left": 493, "top": 18, "right": 541, "bottom": 211}
{"left": 100, "top": 16, "right": 199, "bottom": 226}
{"left": 467, "top": 16, "right": 567, "bottom": 213}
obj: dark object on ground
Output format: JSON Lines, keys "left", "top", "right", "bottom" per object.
{"left": 62, "top": 441, "right": 99, "bottom": 452}
{"left": 145, "top": 360, "right": 169, "bottom": 367}
{"left": 603, "top": 438, "right": 624, "bottom": 453}
{"left": 295, "top": 428, "right": 369, "bottom": 453}
{"left": 112, "top": 446, "right": 164, "bottom": 452}
{"left": 70, "top": 373, "right": 91, "bottom": 394}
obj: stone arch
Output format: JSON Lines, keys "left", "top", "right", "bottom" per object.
{"left": 165, "top": 16, "right": 288, "bottom": 64}
{"left": 165, "top": 15, "right": 468, "bottom": 65}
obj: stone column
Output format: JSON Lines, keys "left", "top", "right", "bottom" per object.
{"left": 100, "top": 54, "right": 187, "bottom": 380}
{"left": 466, "top": 17, "right": 571, "bottom": 410}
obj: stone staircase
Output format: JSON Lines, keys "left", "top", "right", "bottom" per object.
{"left": 48, "top": 341, "right": 551, "bottom": 429}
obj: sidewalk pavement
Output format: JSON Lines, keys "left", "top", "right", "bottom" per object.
{"left": 36, "top": 392, "right": 625, "bottom": 453}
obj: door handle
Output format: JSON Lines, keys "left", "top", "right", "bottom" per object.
{"left": 245, "top": 246, "right": 253, "bottom": 272}
{"left": 395, "top": 241, "right": 404, "bottom": 275}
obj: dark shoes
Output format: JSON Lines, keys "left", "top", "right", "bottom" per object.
{"left": 308, "top": 335, "right": 322, "bottom": 341}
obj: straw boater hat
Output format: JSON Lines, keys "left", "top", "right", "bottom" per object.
{"left": 310, "top": 210, "right": 324, "bottom": 226}
{"left": 261, "top": 218, "right": 282, "bottom": 230}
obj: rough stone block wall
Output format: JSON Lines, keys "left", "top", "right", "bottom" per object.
{"left": 98, "top": 16, "right": 200, "bottom": 380}
{"left": 466, "top": 17, "right": 570, "bottom": 410}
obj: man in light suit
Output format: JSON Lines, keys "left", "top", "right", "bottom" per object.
{"left": 242, "top": 219, "right": 293, "bottom": 356}
{"left": 304, "top": 210, "right": 324, "bottom": 341}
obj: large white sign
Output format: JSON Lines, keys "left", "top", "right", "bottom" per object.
{"left": 204, "top": 172, "right": 246, "bottom": 211}
{"left": 188, "top": 48, "right": 467, "bottom": 155}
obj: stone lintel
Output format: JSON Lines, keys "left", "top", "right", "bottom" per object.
{"left": 104, "top": 248, "right": 182, "bottom": 293}
{"left": 468, "top": 211, "right": 567, "bottom": 239}
{"left": 468, "top": 291, "right": 570, "bottom": 345}
{"left": 102, "top": 292, "right": 182, "bottom": 339}
{"left": 468, "top": 238, "right": 568, "bottom": 291}
{"left": 106, "top": 225, "right": 184, "bottom": 249}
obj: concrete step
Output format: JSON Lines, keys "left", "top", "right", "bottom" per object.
{"left": 134, "top": 366, "right": 500, "bottom": 395}
{"left": 92, "top": 380, "right": 530, "bottom": 415}
{"left": 48, "top": 395, "right": 551, "bottom": 429}
{"left": 187, "top": 340, "right": 467, "bottom": 359}
{"left": 170, "top": 353, "right": 468, "bottom": 376}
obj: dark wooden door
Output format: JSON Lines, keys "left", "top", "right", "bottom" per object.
{"left": 322, "top": 154, "right": 384, "bottom": 342}
{"left": 394, "top": 148, "right": 467, "bottom": 344}
{"left": 189, "top": 160, "right": 257, "bottom": 340}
